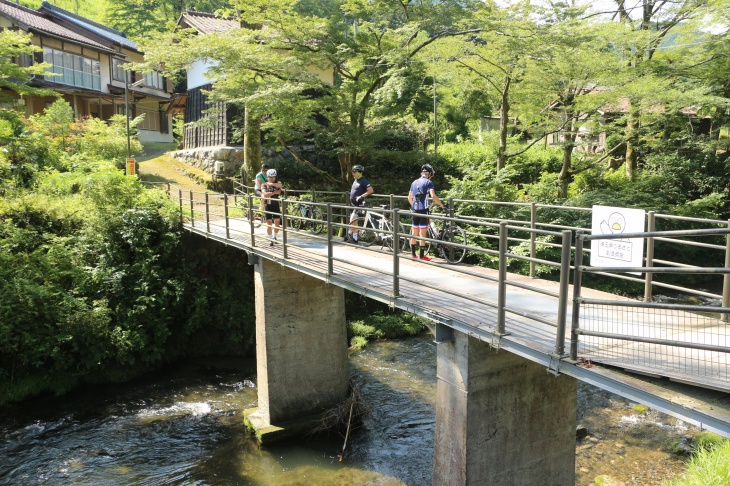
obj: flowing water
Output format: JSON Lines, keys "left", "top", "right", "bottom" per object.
{"left": 0, "top": 335, "right": 693, "bottom": 485}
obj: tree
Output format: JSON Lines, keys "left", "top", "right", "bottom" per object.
{"left": 607, "top": 0, "right": 715, "bottom": 180}
{"left": 105, "top": 0, "right": 233, "bottom": 38}
{"left": 434, "top": 1, "right": 542, "bottom": 173}
{"left": 0, "top": 30, "right": 55, "bottom": 102}
{"left": 517, "top": 6, "right": 627, "bottom": 198}
{"left": 139, "top": 0, "right": 483, "bottom": 185}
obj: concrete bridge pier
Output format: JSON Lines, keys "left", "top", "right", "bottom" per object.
{"left": 433, "top": 330, "right": 577, "bottom": 485}
{"left": 244, "top": 258, "right": 349, "bottom": 444}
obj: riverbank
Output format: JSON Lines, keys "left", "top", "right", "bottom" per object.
{"left": 0, "top": 336, "right": 710, "bottom": 485}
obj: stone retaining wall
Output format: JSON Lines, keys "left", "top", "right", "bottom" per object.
{"left": 169, "top": 146, "right": 245, "bottom": 177}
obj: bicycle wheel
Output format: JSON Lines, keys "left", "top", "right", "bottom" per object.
{"left": 440, "top": 225, "right": 467, "bottom": 264}
{"left": 352, "top": 217, "right": 378, "bottom": 246}
{"left": 240, "top": 199, "right": 262, "bottom": 228}
{"left": 308, "top": 206, "right": 324, "bottom": 234}
{"left": 382, "top": 220, "right": 407, "bottom": 253}
{"left": 287, "top": 204, "right": 303, "bottom": 231}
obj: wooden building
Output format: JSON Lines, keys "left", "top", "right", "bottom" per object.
{"left": 0, "top": 0, "right": 173, "bottom": 144}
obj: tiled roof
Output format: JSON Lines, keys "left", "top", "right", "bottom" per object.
{"left": 178, "top": 10, "right": 238, "bottom": 34}
{"left": 39, "top": 2, "right": 137, "bottom": 51}
{"left": 0, "top": 0, "right": 112, "bottom": 51}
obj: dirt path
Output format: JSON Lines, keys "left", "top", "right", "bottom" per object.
{"left": 137, "top": 144, "right": 210, "bottom": 193}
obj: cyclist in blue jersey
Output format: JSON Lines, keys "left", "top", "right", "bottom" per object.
{"left": 346, "top": 165, "right": 374, "bottom": 243}
{"left": 408, "top": 164, "right": 445, "bottom": 261}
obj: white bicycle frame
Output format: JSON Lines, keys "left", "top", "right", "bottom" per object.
{"left": 359, "top": 207, "right": 394, "bottom": 240}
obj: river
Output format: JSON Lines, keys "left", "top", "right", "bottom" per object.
{"left": 0, "top": 335, "right": 692, "bottom": 485}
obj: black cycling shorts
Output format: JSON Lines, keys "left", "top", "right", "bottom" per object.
{"left": 264, "top": 201, "right": 281, "bottom": 221}
{"left": 412, "top": 209, "right": 429, "bottom": 229}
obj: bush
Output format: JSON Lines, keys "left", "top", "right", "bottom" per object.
{"left": 347, "top": 310, "right": 428, "bottom": 350}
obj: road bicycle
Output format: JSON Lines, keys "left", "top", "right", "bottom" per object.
{"left": 349, "top": 204, "right": 407, "bottom": 252}
{"left": 418, "top": 210, "right": 467, "bottom": 264}
{"left": 287, "top": 200, "right": 324, "bottom": 234}
{"left": 236, "top": 194, "right": 264, "bottom": 228}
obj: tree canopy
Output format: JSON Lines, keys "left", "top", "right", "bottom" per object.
{"left": 135, "top": 0, "right": 729, "bottom": 195}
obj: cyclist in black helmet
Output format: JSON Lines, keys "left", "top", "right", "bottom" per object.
{"left": 408, "top": 164, "right": 444, "bottom": 261}
{"left": 254, "top": 164, "right": 271, "bottom": 215}
{"left": 254, "top": 164, "right": 270, "bottom": 196}
{"left": 346, "top": 164, "right": 374, "bottom": 243}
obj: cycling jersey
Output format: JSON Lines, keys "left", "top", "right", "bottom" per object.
{"left": 410, "top": 176, "right": 434, "bottom": 211}
{"left": 350, "top": 176, "right": 371, "bottom": 206}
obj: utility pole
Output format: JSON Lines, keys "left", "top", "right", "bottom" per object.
{"left": 433, "top": 75, "right": 438, "bottom": 154}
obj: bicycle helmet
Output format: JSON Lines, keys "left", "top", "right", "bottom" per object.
{"left": 261, "top": 164, "right": 270, "bottom": 171}
{"left": 266, "top": 168, "right": 277, "bottom": 177}
{"left": 352, "top": 165, "right": 364, "bottom": 173}
{"left": 421, "top": 164, "right": 435, "bottom": 175}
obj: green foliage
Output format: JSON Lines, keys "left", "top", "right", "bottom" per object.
{"left": 0, "top": 111, "right": 253, "bottom": 404}
{"left": 139, "top": 0, "right": 484, "bottom": 185}
{"left": 104, "top": 0, "right": 232, "bottom": 38}
{"left": 0, "top": 109, "right": 26, "bottom": 144}
{"left": 19, "top": 0, "right": 109, "bottom": 23}
{"left": 172, "top": 114, "right": 185, "bottom": 144}
{"left": 633, "top": 404, "right": 650, "bottom": 414}
{"left": 347, "top": 310, "right": 428, "bottom": 350}
{"left": 693, "top": 432, "right": 726, "bottom": 451}
{"left": 74, "top": 115, "right": 143, "bottom": 168}
{"left": 663, "top": 438, "right": 730, "bottom": 486}
{"left": 0, "top": 30, "right": 56, "bottom": 101}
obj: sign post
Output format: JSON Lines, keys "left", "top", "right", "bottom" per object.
{"left": 126, "top": 158, "right": 136, "bottom": 176}
{"left": 591, "top": 205, "right": 645, "bottom": 274}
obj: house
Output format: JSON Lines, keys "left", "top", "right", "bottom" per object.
{"left": 545, "top": 93, "right": 717, "bottom": 155}
{"left": 0, "top": 0, "right": 173, "bottom": 144}
{"left": 175, "top": 10, "right": 240, "bottom": 149}
{"left": 174, "top": 10, "right": 336, "bottom": 151}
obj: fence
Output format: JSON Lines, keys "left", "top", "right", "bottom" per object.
{"left": 145, "top": 180, "right": 730, "bottom": 390}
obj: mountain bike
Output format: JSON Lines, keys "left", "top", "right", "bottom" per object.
{"left": 349, "top": 204, "right": 407, "bottom": 252}
{"left": 420, "top": 210, "right": 467, "bottom": 264}
{"left": 287, "top": 200, "right": 324, "bottom": 234}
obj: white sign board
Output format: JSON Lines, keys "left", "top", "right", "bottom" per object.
{"left": 590, "top": 205, "right": 645, "bottom": 272}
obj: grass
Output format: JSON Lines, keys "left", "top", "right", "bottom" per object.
{"left": 663, "top": 438, "right": 730, "bottom": 485}
{"left": 138, "top": 153, "right": 211, "bottom": 193}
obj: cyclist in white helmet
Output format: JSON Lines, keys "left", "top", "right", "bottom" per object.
{"left": 262, "top": 168, "right": 283, "bottom": 245}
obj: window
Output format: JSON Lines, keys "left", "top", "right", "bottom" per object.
{"left": 14, "top": 53, "right": 32, "bottom": 67}
{"left": 144, "top": 71, "right": 165, "bottom": 90}
{"left": 43, "top": 47, "right": 100, "bottom": 91}
{"left": 112, "top": 58, "right": 127, "bottom": 82}
{"left": 136, "top": 108, "right": 160, "bottom": 131}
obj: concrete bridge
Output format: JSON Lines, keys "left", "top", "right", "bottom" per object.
{"left": 165, "top": 185, "right": 730, "bottom": 485}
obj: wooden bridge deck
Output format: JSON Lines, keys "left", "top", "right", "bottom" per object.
{"left": 185, "top": 216, "right": 730, "bottom": 436}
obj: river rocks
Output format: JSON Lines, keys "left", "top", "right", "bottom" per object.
{"left": 671, "top": 436, "right": 694, "bottom": 455}
{"left": 594, "top": 475, "right": 626, "bottom": 486}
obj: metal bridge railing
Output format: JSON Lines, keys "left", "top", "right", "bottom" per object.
{"left": 228, "top": 178, "right": 730, "bottom": 307}
{"left": 572, "top": 229, "right": 730, "bottom": 388}
{"left": 146, "top": 181, "right": 730, "bottom": 389}
{"left": 167, "top": 185, "right": 575, "bottom": 357}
